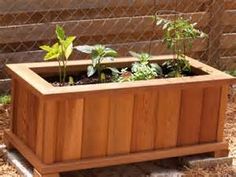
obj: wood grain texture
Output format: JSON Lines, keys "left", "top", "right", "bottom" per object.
{"left": 200, "top": 87, "right": 221, "bottom": 143}
{"left": 81, "top": 96, "right": 110, "bottom": 158}
{"left": 178, "top": 88, "right": 204, "bottom": 146}
{"left": 107, "top": 94, "right": 134, "bottom": 155}
{"left": 56, "top": 99, "right": 84, "bottom": 161}
{"left": 33, "top": 169, "right": 59, "bottom": 177}
{"left": 131, "top": 89, "right": 158, "bottom": 152}
{"left": 42, "top": 100, "right": 58, "bottom": 164}
{"left": 217, "top": 85, "right": 229, "bottom": 141}
{"left": 156, "top": 88, "right": 181, "bottom": 149}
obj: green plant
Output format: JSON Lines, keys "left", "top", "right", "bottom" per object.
{"left": 226, "top": 70, "right": 236, "bottom": 77}
{"left": 75, "top": 45, "right": 117, "bottom": 82}
{"left": 155, "top": 17, "right": 207, "bottom": 77}
{"left": 40, "top": 25, "right": 76, "bottom": 85}
{"left": 112, "top": 52, "right": 162, "bottom": 82}
{"left": 130, "top": 52, "right": 162, "bottom": 80}
{"left": 0, "top": 95, "right": 11, "bottom": 105}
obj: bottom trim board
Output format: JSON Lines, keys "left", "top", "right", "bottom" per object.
{"left": 4, "top": 130, "right": 228, "bottom": 174}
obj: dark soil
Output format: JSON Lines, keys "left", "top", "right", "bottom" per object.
{"left": 44, "top": 67, "right": 196, "bottom": 87}
{"left": 44, "top": 70, "right": 113, "bottom": 87}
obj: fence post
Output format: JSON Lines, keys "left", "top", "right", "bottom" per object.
{"left": 207, "top": 0, "right": 224, "bottom": 68}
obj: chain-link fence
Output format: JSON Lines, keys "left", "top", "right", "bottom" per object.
{"left": 0, "top": 0, "right": 235, "bottom": 94}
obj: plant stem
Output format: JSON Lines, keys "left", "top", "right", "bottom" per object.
{"left": 58, "top": 59, "right": 62, "bottom": 84}
{"left": 62, "top": 58, "right": 67, "bottom": 86}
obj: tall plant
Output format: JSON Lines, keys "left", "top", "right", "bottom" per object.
{"left": 75, "top": 45, "right": 117, "bottom": 82}
{"left": 155, "top": 17, "right": 207, "bottom": 77}
{"left": 40, "top": 25, "right": 76, "bottom": 85}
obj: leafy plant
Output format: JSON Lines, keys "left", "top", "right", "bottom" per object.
{"left": 155, "top": 17, "right": 207, "bottom": 77}
{"left": 130, "top": 52, "right": 162, "bottom": 80}
{"left": 40, "top": 25, "right": 76, "bottom": 85}
{"left": 112, "top": 52, "right": 162, "bottom": 82}
{"left": 226, "top": 70, "right": 236, "bottom": 77}
{"left": 75, "top": 45, "right": 117, "bottom": 82}
{"left": 0, "top": 95, "right": 11, "bottom": 105}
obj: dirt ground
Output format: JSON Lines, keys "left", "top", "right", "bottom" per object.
{"left": 0, "top": 88, "right": 235, "bottom": 176}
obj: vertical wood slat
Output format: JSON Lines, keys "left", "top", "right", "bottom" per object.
{"left": 26, "top": 92, "right": 38, "bottom": 152}
{"left": 56, "top": 99, "right": 84, "bottom": 161}
{"left": 35, "top": 98, "right": 45, "bottom": 159}
{"left": 11, "top": 79, "right": 18, "bottom": 134}
{"left": 131, "top": 89, "right": 158, "bottom": 152}
{"left": 217, "top": 85, "right": 229, "bottom": 142}
{"left": 42, "top": 100, "right": 58, "bottom": 164}
{"left": 200, "top": 87, "right": 221, "bottom": 143}
{"left": 15, "top": 83, "right": 28, "bottom": 144}
{"left": 81, "top": 96, "right": 110, "bottom": 158}
{"left": 178, "top": 88, "right": 204, "bottom": 146}
{"left": 156, "top": 89, "right": 181, "bottom": 149}
{"left": 107, "top": 94, "right": 134, "bottom": 156}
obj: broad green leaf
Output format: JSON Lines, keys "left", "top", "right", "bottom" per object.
{"left": 75, "top": 45, "right": 94, "bottom": 54}
{"left": 56, "top": 25, "right": 65, "bottom": 41}
{"left": 65, "top": 44, "right": 73, "bottom": 60}
{"left": 42, "top": 43, "right": 60, "bottom": 61}
{"left": 40, "top": 45, "right": 52, "bottom": 52}
{"left": 63, "top": 36, "right": 76, "bottom": 49}
{"left": 103, "top": 48, "right": 117, "bottom": 57}
{"left": 87, "top": 65, "right": 96, "bottom": 77}
{"left": 44, "top": 51, "right": 60, "bottom": 61}
{"left": 107, "top": 67, "right": 120, "bottom": 74}
{"left": 92, "top": 56, "right": 99, "bottom": 67}
{"left": 150, "top": 63, "right": 163, "bottom": 74}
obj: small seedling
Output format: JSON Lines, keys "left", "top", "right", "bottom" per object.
{"left": 40, "top": 25, "right": 76, "bottom": 85}
{"left": 130, "top": 51, "right": 162, "bottom": 81}
{"left": 155, "top": 17, "right": 207, "bottom": 77}
{"left": 112, "top": 52, "right": 162, "bottom": 82}
{"left": 0, "top": 95, "right": 11, "bottom": 105}
{"left": 75, "top": 45, "right": 117, "bottom": 82}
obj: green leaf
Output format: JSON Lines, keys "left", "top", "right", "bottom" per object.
{"left": 40, "top": 45, "right": 52, "bottom": 52}
{"left": 87, "top": 65, "right": 96, "bottom": 77}
{"left": 56, "top": 25, "right": 65, "bottom": 41}
{"left": 68, "top": 76, "right": 74, "bottom": 85}
{"left": 65, "top": 43, "right": 73, "bottom": 59}
{"left": 107, "top": 67, "right": 121, "bottom": 74}
{"left": 150, "top": 63, "right": 163, "bottom": 74}
{"left": 91, "top": 56, "right": 99, "bottom": 67}
{"left": 43, "top": 43, "right": 60, "bottom": 61}
{"left": 44, "top": 51, "right": 60, "bottom": 61}
{"left": 103, "top": 48, "right": 118, "bottom": 58}
{"left": 75, "top": 45, "right": 94, "bottom": 54}
{"left": 63, "top": 36, "right": 76, "bottom": 49}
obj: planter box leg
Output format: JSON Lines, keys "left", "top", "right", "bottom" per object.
{"left": 213, "top": 149, "right": 229, "bottom": 158}
{"left": 33, "top": 170, "right": 60, "bottom": 177}
{"left": 3, "top": 134, "right": 14, "bottom": 150}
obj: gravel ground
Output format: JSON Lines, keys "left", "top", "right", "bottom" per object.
{"left": 0, "top": 88, "right": 235, "bottom": 177}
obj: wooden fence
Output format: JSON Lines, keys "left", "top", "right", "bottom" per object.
{"left": 0, "top": 0, "right": 235, "bottom": 93}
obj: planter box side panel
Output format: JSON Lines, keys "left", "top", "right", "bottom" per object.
{"left": 11, "top": 79, "right": 40, "bottom": 153}
{"left": 39, "top": 84, "right": 227, "bottom": 164}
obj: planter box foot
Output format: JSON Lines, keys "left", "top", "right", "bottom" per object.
{"left": 3, "top": 131, "right": 14, "bottom": 150}
{"left": 34, "top": 169, "right": 60, "bottom": 177}
{"left": 212, "top": 149, "right": 229, "bottom": 158}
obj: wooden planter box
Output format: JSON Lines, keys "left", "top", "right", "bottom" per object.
{"left": 5, "top": 55, "right": 236, "bottom": 177}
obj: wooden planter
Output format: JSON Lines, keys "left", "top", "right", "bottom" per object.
{"left": 5, "top": 55, "right": 236, "bottom": 177}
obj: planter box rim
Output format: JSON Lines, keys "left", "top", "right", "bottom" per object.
{"left": 6, "top": 55, "right": 235, "bottom": 96}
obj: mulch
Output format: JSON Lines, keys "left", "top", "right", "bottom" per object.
{"left": 0, "top": 87, "right": 235, "bottom": 176}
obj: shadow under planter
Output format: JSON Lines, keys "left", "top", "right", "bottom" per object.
{"left": 4, "top": 55, "right": 236, "bottom": 177}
